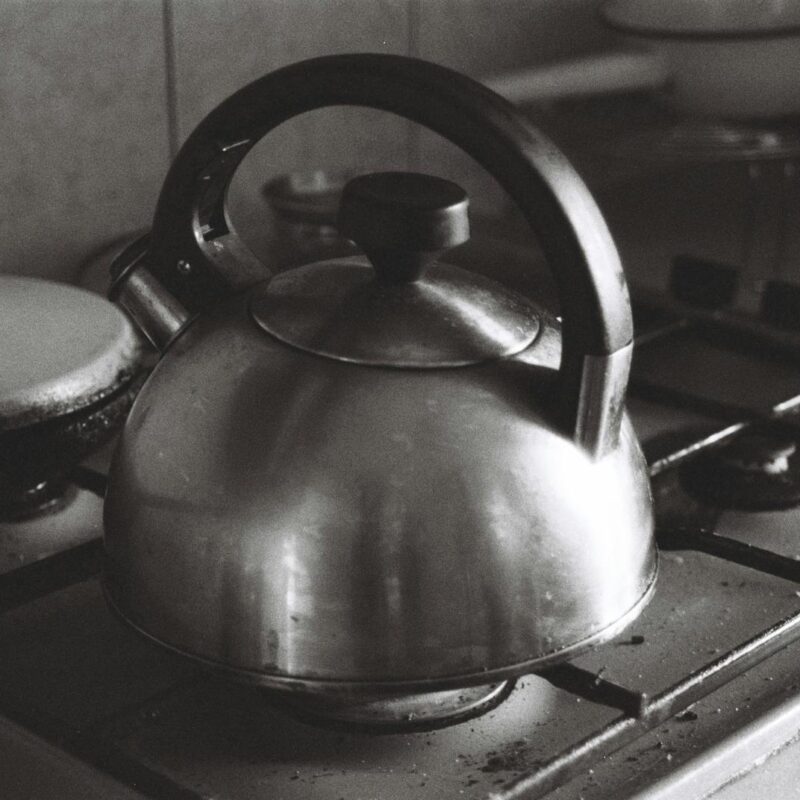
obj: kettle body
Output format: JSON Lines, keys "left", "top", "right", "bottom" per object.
{"left": 104, "top": 54, "right": 656, "bottom": 697}
{"left": 105, "top": 279, "right": 654, "bottom": 690}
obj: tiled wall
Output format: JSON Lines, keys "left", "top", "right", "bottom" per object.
{"left": 1, "top": 0, "right": 607, "bottom": 283}
{"left": 1, "top": 1, "right": 169, "bottom": 282}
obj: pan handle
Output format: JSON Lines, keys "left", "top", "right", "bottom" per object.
{"left": 484, "top": 50, "right": 670, "bottom": 105}
{"left": 144, "top": 54, "right": 633, "bottom": 457}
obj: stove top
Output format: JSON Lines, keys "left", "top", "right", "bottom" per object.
{"left": 2, "top": 290, "right": 800, "bottom": 800}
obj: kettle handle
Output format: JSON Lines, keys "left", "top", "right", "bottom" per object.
{"left": 147, "top": 54, "right": 633, "bottom": 458}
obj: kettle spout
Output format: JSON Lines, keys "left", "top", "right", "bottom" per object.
{"left": 108, "top": 235, "right": 191, "bottom": 353}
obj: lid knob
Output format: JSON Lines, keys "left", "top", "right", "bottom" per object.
{"left": 337, "top": 172, "right": 470, "bottom": 283}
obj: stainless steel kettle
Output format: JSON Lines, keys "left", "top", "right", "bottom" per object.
{"left": 104, "top": 55, "right": 656, "bottom": 702}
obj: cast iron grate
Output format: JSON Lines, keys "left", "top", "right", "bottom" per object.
{"left": 2, "top": 307, "right": 800, "bottom": 799}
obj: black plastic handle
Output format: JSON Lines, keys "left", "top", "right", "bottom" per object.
{"left": 146, "top": 54, "right": 633, "bottom": 456}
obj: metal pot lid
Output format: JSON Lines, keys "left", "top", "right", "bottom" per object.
{"left": 250, "top": 172, "right": 540, "bottom": 367}
{"left": 0, "top": 275, "right": 141, "bottom": 432}
{"left": 262, "top": 170, "right": 353, "bottom": 226}
{"left": 250, "top": 259, "right": 540, "bottom": 367}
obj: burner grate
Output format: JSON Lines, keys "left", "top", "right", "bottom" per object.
{"left": 3, "top": 519, "right": 798, "bottom": 799}
{"left": 2, "top": 312, "right": 800, "bottom": 799}
{"left": 502, "top": 608, "right": 800, "bottom": 800}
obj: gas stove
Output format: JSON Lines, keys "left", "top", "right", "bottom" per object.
{"left": 2, "top": 278, "right": 800, "bottom": 800}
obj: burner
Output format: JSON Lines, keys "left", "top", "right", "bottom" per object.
{"left": 680, "top": 431, "right": 800, "bottom": 510}
{"left": 0, "top": 477, "right": 71, "bottom": 522}
{"left": 0, "top": 483, "right": 103, "bottom": 575}
{"left": 267, "top": 680, "right": 514, "bottom": 733}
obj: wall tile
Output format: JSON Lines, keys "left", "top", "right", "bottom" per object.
{"left": 170, "top": 0, "right": 412, "bottom": 260}
{"left": 0, "top": 0, "right": 611, "bottom": 284}
{"left": 0, "top": 0, "right": 169, "bottom": 282}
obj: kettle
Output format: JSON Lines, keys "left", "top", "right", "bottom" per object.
{"left": 104, "top": 55, "right": 656, "bottom": 706}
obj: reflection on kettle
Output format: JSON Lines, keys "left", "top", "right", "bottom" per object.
{"left": 103, "top": 54, "right": 656, "bottom": 728}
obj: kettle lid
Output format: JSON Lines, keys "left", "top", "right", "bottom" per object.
{"left": 250, "top": 172, "right": 541, "bottom": 367}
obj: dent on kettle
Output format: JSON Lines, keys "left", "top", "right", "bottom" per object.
{"left": 103, "top": 54, "right": 655, "bottom": 702}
